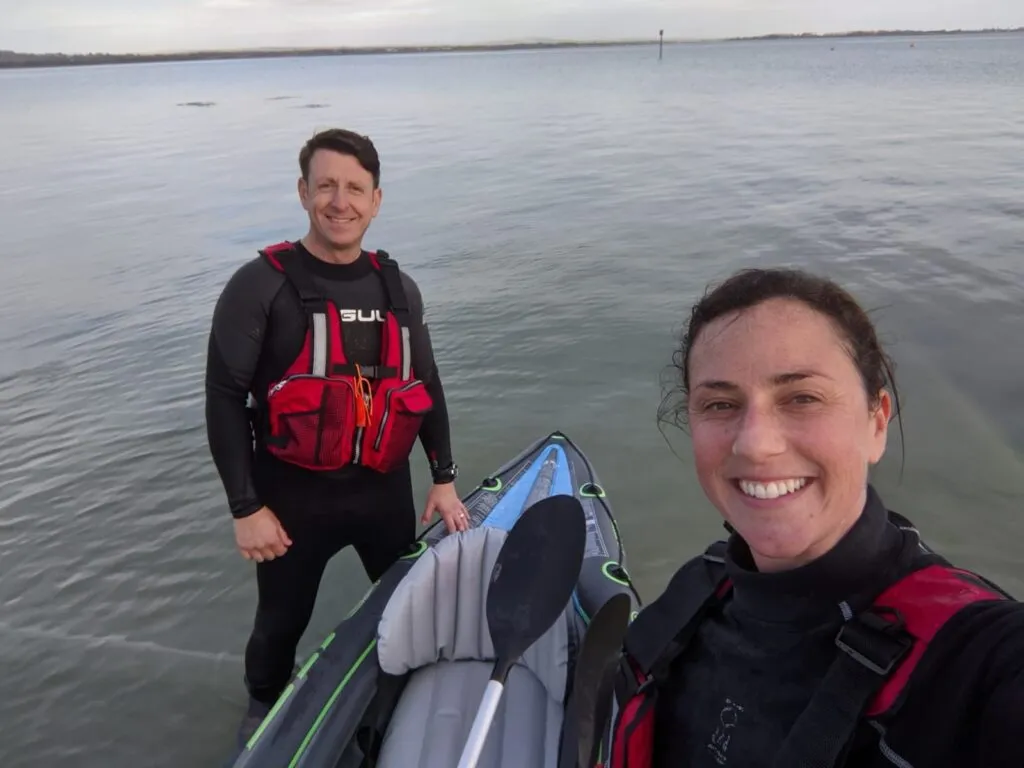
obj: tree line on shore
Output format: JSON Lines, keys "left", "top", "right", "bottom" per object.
{"left": 3, "top": 28, "right": 1022, "bottom": 70}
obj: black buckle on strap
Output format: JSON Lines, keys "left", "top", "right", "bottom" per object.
{"left": 329, "top": 363, "right": 398, "bottom": 379}
{"left": 834, "top": 608, "right": 914, "bottom": 676}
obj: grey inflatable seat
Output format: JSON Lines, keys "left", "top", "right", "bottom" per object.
{"left": 375, "top": 526, "right": 571, "bottom": 767}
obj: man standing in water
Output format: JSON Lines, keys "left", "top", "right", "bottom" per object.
{"left": 204, "top": 128, "right": 468, "bottom": 747}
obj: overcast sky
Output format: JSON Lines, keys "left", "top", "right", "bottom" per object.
{"left": 3, "top": 0, "right": 1022, "bottom": 54}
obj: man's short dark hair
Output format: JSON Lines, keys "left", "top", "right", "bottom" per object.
{"left": 299, "top": 128, "right": 381, "bottom": 187}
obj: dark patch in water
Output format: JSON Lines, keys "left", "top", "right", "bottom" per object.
{"left": 297, "top": 103, "right": 329, "bottom": 109}
{"left": 995, "top": 204, "right": 1024, "bottom": 220}
{"left": 267, "top": 95, "right": 297, "bottom": 101}
{"left": 177, "top": 101, "right": 215, "bottom": 107}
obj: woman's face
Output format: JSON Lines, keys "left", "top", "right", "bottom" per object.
{"left": 686, "top": 298, "right": 892, "bottom": 572}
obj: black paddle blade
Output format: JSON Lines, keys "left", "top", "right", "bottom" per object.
{"left": 574, "top": 592, "right": 632, "bottom": 768}
{"left": 486, "top": 494, "right": 587, "bottom": 682}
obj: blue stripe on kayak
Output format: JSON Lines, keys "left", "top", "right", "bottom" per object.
{"left": 482, "top": 443, "right": 575, "bottom": 531}
{"left": 571, "top": 591, "right": 589, "bottom": 623}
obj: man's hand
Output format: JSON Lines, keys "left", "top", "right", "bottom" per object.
{"left": 421, "top": 483, "right": 469, "bottom": 534}
{"left": 234, "top": 506, "right": 292, "bottom": 563}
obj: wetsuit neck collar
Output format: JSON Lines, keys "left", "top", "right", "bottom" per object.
{"left": 724, "top": 485, "right": 903, "bottom": 625}
{"left": 294, "top": 240, "right": 373, "bottom": 281}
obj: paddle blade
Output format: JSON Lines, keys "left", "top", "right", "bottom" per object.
{"left": 574, "top": 592, "right": 632, "bottom": 768}
{"left": 486, "top": 494, "right": 587, "bottom": 681}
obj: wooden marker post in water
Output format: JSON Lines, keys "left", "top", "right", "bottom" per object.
{"left": 659, "top": 29, "right": 664, "bottom": 60}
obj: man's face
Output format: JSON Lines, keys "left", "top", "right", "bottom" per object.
{"left": 298, "top": 149, "right": 381, "bottom": 252}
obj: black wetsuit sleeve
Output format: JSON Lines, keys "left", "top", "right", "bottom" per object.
{"left": 204, "top": 258, "right": 279, "bottom": 519}
{"left": 403, "top": 274, "right": 454, "bottom": 471}
{"left": 971, "top": 604, "right": 1024, "bottom": 767}
{"left": 978, "top": 668, "right": 1024, "bottom": 767}
{"left": 419, "top": 334, "right": 454, "bottom": 469}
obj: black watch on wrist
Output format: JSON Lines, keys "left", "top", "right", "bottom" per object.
{"left": 431, "top": 462, "right": 458, "bottom": 484}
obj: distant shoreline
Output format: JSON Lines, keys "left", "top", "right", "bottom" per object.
{"left": 725, "top": 27, "right": 1024, "bottom": 41}
{"left": 2, "top": 27, "right": 1022, "bottom": 70}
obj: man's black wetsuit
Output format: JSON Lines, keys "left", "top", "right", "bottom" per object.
{"left": 204, "top": 241, "right": 454, "bottom": 705}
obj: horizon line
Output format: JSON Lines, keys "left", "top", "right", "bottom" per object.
{"left": 1, "top": 25, "right": 1022, "bottom": 66}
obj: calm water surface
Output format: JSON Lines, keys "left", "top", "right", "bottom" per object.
{"left": 1, "top": 34, "right": 1023, "bottom": 767}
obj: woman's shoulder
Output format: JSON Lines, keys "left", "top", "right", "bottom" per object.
{"left": 920, "top": 593, "right": 1024, "bottom": 676}
{"left": 877, "top": 597, "right": 1024, "bottom": 767}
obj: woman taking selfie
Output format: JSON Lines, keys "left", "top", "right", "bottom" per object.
{"left": 609, "top": 268, "right": 1024, "bottom": 768}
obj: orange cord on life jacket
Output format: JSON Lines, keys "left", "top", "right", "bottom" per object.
{"left": 354, "top": 364, "right": 373, "bottom": 428}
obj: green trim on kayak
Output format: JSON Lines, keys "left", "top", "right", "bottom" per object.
{"left": 247, "top": 682, "right": 295, "bottom": 750}
{"left": 400, "top": 540, "right": 428, "bottom": 560}
{"left": 288, "top": 639, "right": 377, "bottom": 768}
{"left": 296, "top": 651, "right": 320, "bottom": 680}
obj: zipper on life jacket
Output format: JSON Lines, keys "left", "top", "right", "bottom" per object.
{"left": 352, "top": 426, "right": 363, "bottom": 464}
{"left": 267, "top": 373, "right": 349, "bottom": 398}
{"left": 373, "top": 380, "right": 423, "bottom": 451}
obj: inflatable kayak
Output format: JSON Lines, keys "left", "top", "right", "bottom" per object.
{"left": 229, "top": 430, "right": 641, "bottom": 768}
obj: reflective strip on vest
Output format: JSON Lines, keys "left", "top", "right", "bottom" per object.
{"left": 401, "top": 326, "right": 411, "bottom": 380}
{"left": 312, "top": 312, "right": 327, "bottom": 376}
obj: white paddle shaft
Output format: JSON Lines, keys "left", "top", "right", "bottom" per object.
{"left": 456, "top": 679, "right": 505, "bottom": 768}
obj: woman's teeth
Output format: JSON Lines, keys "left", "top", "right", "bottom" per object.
{"left": 738, "top": 478, "right": 808, "bottom": 500}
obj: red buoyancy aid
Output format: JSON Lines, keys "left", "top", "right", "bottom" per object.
{"left": 605, "top": 511, "right": 1013, "bottom": 768}
{"left": 256, "top": 241, "right": 433, "bottom": 474}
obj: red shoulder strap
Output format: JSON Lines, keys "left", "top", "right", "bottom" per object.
{"left": 868, "top": 564, "right": 1009, "bottom": 716}
{"left": 259, "top": 241, "right": 296, "bottom": 271}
